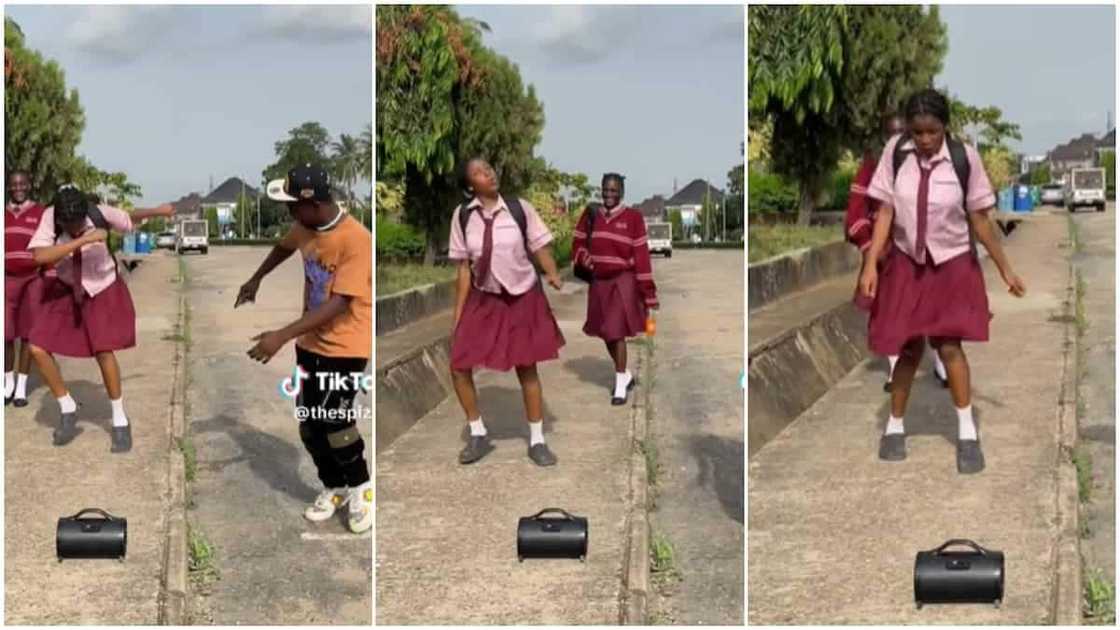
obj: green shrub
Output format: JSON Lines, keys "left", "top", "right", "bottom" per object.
{"left": 376, "top": 215, "right": 425, "bottom": 262}
{"left": 826, "top": 166, "right": 856, "bottom": 210}
{"left": 748, "top": 170, "right": 798, "bottom": 215}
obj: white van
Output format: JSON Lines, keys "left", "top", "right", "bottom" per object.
{"left": 647, "top": 221, "right": 673, "bottom": 257}
{"left": 1064, "top": 168, "right": 1107, "bottom": 213}
{"left": 176, "top": 219, "right": 209, "bottom": 255}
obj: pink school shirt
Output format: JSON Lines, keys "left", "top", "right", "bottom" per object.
{"left": 867, "top": 134, "right": 997, "bottom": 265}
{"left": 28, "top": 204, "right": 133, "bottom": 298}
{"left": 448, "top": 197, "right": 553, "bottom": 295}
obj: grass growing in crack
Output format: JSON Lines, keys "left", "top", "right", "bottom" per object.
{"left": 1069, "top": 215, "right": 1083, "bottom": 253}
{"left": 1083, "top": 567, "right": 1115, "bottom": 624}
{"left": 650, "top": 531, "right": 681, "bottom": 587}
{"left": 187, "top": 523, "right": 219, "bottom": 584}
{"left": 1073, "top": 448, "right": 1093, "bottom": 503}
{"left": 178, "top": 436, "right": 198, "bottom": 483}
{"left": 1075, "top": 271, "right": 1088, "bottom": 337}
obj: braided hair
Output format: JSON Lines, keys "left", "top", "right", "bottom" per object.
{"left": 52, "top": 185, "right": 90, "bottom": 229}
{"left": 904, "top": 89, "right": 951, "bottom": 126}
{"left": 601, "top": 172, "right": 626, "bottom": 198}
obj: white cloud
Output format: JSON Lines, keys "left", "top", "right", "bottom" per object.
{"left": 532, "top": 6, "right": 646, "bottom": 66}
{"left": 256, "top": 5, "right": 371, "bottom": 42}
{"left": 65, "top": 6, "right": 178, "bottom": 65}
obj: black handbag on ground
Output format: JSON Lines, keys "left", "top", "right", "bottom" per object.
{"left": 914, "top": 539, "right": 1003, "bottom": 608}
{"left": 517, "top": 508, "right": 588, "bottom": 562}
{"left": 56, "top": 508, "right": 127, "bottom": 561}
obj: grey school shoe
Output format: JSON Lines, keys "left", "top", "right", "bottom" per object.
{"left": 878, "top": 433, "right": 907, "bottom": 461}
{"left": 52, "top": 412, "right": 79, "bottom": 446}
{"left": 957, "top": 439, "right": 985, "bottom": 474}
{"left": 458, "top": 435, "right": 494, "bottom": 465}
{"left": 110, "top": 425, "right": 133, "bottom": 453}
{"left": 528, "top": 443, "right": 557, "bottom": 467}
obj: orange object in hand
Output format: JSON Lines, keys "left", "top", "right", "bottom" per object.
{"left": 645, "top": 315, "right": 656, "bottom": 336}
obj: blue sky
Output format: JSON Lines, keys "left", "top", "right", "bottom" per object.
{"left": 456, "top": 5, "right": 744, "bottom": 204}
{"left": 937, "top": 4, "right": 1115, "bottom": 155}
{"left": 6, "top": 5, "right": 372, "bottom": 205}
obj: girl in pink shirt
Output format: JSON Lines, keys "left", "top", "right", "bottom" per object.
{"left": 26, "top": 186, "right": 174, "bottom": 453}
{"left": 860, "top": 89, "right": 1026, "bottom": 474}
{"left": 448, "top": 158, "right": 566, "bottom": 468}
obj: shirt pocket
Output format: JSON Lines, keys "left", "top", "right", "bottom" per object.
{"left": 491, "top": 222, "right": 525, "bottom": 258}
{"left": 929, "top": 173, "right": 965, "bottom": 212}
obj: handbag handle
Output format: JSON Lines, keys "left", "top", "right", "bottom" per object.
{"left": 529, "top": 508, "right": 575, "bottom": 521}
{"left": 68, "top": 508, "right": 117, "bottom": 521}
{"left": 933, "top": 539, "right": 986, "bottom": 556}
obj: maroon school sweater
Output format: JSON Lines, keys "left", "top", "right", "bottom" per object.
{"left": 5, "top": 201, "right": 46, "bottom": 277}
{"left": 572, "top": 205, "right": 658, "bottom": 308}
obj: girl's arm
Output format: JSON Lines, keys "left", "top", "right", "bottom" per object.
{"left": 859, "top": 205, "right": 894, "bottom": 299}
{"left": 533, "top": 245, "right": 562, "bottom": 289}
{"left": 969, "top": 210, "right": 1026, "bottom": 296}
{"left": 571, "top": 210, "right": 591, "bottom": 268}
{"left": 32, "top": 231, "right": 101, "bottom": 266}
{"left": 633, "top": 215, "right": 658, "bottom": 309}
{"left": 128, "top": 204, "right": 175, "bottom": 225}
{"left": 452, "top": 260, "right": 471, "bottom": 330}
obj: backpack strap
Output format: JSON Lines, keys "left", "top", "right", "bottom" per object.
{"left": 85, "top": 203, "right": 121, "bottom": 276}
{"left": 503, "top": 195, "right": 530, "bottom": 252}
{"left": 456, "top": 202, "right": 470, "bottom": 242}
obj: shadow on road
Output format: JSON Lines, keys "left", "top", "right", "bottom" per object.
{"left": 31, "top": 377, "right": 123, "bottom": 438}
{"left": 562, "top": 355, "right": 615, "bottom": 394}
{"left": 689, "top": 434, "right": 744, "bottom": 524}
{"left": 454, "top": 384, "right": 559, "bottom": 443}
{"left": 192, "top": 412, "right": 319, "bottom": 502}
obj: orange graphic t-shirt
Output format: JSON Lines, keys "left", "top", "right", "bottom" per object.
{"left": 281, "top": 213, "right": 372, "bottom": 359}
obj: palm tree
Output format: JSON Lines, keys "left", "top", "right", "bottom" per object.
{"left": 331, "top": 133, "right": 363, "bottom": 225}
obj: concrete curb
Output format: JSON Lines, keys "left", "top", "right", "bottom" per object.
{"left": 158, "top": 289, "right": 190, "bottom": 624}
{"left": 376, "top": 280, "right": 457, "bottom": 337}
{"left": 748, "top": 241, "right": 860, "bottom": 312}
{"left": 375, "top": 335, "right": 454, "bottom": 452}
{"left": 1051, "top": 233, "right": 1082, "bottom": 625}
{"left": 622, "top": 338, "right": 652, "bottom": 625}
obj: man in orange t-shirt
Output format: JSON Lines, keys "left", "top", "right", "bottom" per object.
{"left": 236, "top": 163, "right": 372, "bottom": 534}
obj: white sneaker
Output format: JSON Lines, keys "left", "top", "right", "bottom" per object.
{"left": 348, "top": 483, "right": 373, "bottom": 534}
{"left": 305, "top": 488, "right": 348, "bottom": 522}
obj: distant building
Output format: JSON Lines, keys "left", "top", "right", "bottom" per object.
{"left": 1048, "top": 130, "right": 1114, "bottom": 180}
{"left": 168, "top": 192, "right": 203, "bottom": 223}
{"left": 635, "top": 194, "right": 668, "bottom": 222}
{"left": 665, "top": 179, "right": 724, "bottom": 229}
{"left": 201, "top": 177, "right": 260, "bottom": 226}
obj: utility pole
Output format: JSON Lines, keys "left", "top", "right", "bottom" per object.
{"left": 257, "top": 196, "right": 261, "bottom": 240}
{"left": 240, "top": 178, "right": 245, "bottom": 239}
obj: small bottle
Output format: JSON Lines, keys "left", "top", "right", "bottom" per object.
{"left": 645, "top": 312, "right": 656, "bottom": 336}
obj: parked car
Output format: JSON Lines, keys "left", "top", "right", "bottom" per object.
{"left": 1064, "top": 168, "right": 1107, "bottom": 213}
{"left": 647, "top": 221, "right": 673, "bottom": 257}
{"left": 176, "top": 219, "right": 209, "bottom": 255}
{"left": 1039, "top": 184, "right": 1064, "bottom": 207}
{"left": 155, "top": 231, "right": 177, "bottom": 249}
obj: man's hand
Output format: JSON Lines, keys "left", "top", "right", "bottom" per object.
{"left": 247, "top": 330, "right": 288, "bottom": 363}
{"left": 234, "top": 278, "right": 261, "bottom": 308}
{"left": 1002, "top": 270, "right": 1026, "bottom": 297}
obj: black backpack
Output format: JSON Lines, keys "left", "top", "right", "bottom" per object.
{"left": 891, "top": 133, "right": 977, "bottom": 255}
{"left": 457, "top": 196, "right": 541, "bottom": 280}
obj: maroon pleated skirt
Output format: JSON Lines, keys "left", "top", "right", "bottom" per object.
{"left": 5, "top": 273, "right": 40, "bottom": 342}
{"left": 28, "top": 276, "right": 136, "bottom": 357}
{"left": 450, "top": 283, "right": 565, "bottom": 372}
{"left": 865, "top": 249, "right": 990, "bottom": 356}
{"left": 583, "top": 270, "right": 647, "bottom": 341}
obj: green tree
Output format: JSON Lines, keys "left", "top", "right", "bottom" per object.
{"left": 668, "top": 210, "right": 684, "bottom": 243}
{"left": 1101, "top": 150, "right": 1115, "bottom": 199}
{"left": 749, "top": 5, "right": 948, "bottom": 224}
{"left": 980, "top": 145, "right": 1016, "bottom": 191}
{"left": 1030, "top": 162, "right": 1052, "bottom": 186}
{"left": 726, "top": 162, "right": 745, "bottom": 238}
{"left": 5, "top": 18, "right": 88, "bottom": 200}
{"left": 377, "top": 5, "right": 546, "bottom": 263}
{"left": 331, "top": 132, "right": 364, "bottom": 225}
{"left": 949, "top": 98, "right": 1022, "bottom": 148}
{"left": 205, "top": 207, "right": 220, "bottom": 241}
{"left": 232, "top": 192, "right": 256, "bottom": 238}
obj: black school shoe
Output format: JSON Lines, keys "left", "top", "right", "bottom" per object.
{"left": 883, "top": 380, "right": 893, "bottom": 393}
{"left": 13, "top": 396, "right": 28, "bottom": 408}
{"left": 458, "top": 435, "right": 494, "bottom": 465}
{"left": 934, "top": 370, "right": 950, "bottom": 389}
{"left": 878, "top": 433, "right": 907, "bottom": 461}
{"left": 4, "top": 393, "right": 11, "bottom": 406}
{"left": 611, "top": 377, "right": 638, "bottom": 406}
{"left": 52, "top": 412, "right": 79, "bottom": 446}
{"left": 110, "top": 425, "right": 133, "bottom": 453}
{"left": 957, "top": 439, "right": 985, "bottom": 474}
{"left": 528, "top": 443, "right": 557, "bottom": 467}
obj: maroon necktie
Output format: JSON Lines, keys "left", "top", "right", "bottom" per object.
{"left": 473, "top": 214, "right": 497, "bottom": 287}
{"left": 915, "top": 165, "right": 932, "bottom": 264}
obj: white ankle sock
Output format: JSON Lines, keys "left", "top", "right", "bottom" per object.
{"left": 957, "top": 405, "right": 977, "bottom": 441}
{"left": 15, "top": 373, "right": 28, "bottom": 399}
{"left": 887, "top": 356, "right": 899, "bottom": 382}
{"left": 885, "top": 415, "right": 905, "bottom": 435}
{"left": 468, "top": 417, "right": 486, "bottom": 436}
{"left": 57, "top": 393, "right": 77, "bottom": 414}
{"left": 614, "top": 371, "right": 633, "bottom": 398}
{"left": 528, "top": 420, "right": 545, "bottom": 445}
{"left": 933, "top": 353, "right": 948, "bottom": 380}
{"left": 110, "top": 397, "right": 129, "bottom": 427}
{"left": 4, "top": 372, "right": 13, "bottom": 398}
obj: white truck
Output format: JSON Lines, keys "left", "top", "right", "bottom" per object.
{"left": 176, "top": 219, "right": 209, "bottom": 255}
{"left": 1064, "top": 167, "right": 1107, "bottom": 213}
{"left": 647, "top": 221, "right": 673, "bottom": 258}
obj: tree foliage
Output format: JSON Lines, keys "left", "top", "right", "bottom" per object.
{"left": 980, "top": 145, "right": 1016, "bottom": 191}
{"left": 749, "top": 5, "right": 948, "bottom": 224}
{"left": 377, "top": 5, "right": 546, "bottom": 263}
{"left": 1029, "top": 162, "right": 1052, "bottom": 186}
{"left": 948, "top": 98, "right": 1022, "bottom": 148}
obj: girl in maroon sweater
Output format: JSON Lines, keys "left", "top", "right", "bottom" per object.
{"left": 572, "top": 173, "right": 658, "bottom": 405}
{"left": 5, "top": 171, "right": 47, "bottom": 407}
